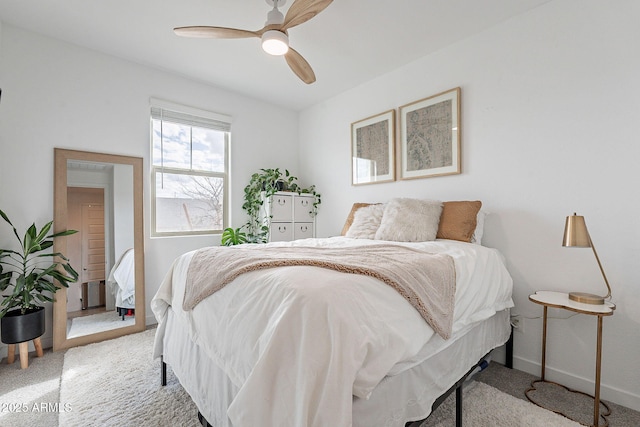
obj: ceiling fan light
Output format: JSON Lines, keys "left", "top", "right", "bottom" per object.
{"left": 262, "top": 30, "right": 289, "bottom": 56}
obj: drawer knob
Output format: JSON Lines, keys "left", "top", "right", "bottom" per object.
{"left": 277, "top": 198, "right": 287, "bottom": 206}
{"left": 300, "top": 225, "right": 308, "bottom": 232}
{"left": 278, "top": 226, "right": 287, "bottom": 233}
{"left": 300, "top": 200, "right": 309, "bottom": 207}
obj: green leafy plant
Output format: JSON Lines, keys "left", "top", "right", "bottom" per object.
{"left": 296, "top": 184, "right": 322, "bottom": 217}
{"left": 0, "top": 210, "right": 79, "bottom": 317}
{"left": 241, "top": 168, "right": 321, "bottom": 243}
{"left": 221, "top": 227, "right": 248, "bottom": 246}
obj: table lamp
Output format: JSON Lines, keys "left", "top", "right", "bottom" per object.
{"left": 562, "top": 213, "right": 612, "bottom": 305}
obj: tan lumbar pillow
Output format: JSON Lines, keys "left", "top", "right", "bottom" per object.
{"left": 436, "top": 201, "right": 482, "bottom": 243}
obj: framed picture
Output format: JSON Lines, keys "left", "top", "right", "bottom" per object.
{"left": 399, "top": 87, "right": 461, "bottom": 180}
{"left": 351, "top": 110, "right": 395, "bottom": 185}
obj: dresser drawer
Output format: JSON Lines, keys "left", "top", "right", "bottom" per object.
{"left": 293, "top": 223, "right": 314, "bottom": 240}
{"left": 293, "top": 195, "right": 315, "bottom": 222}
{"left": 270, "top": 194, "right": 292, "bottom": 221}
{"left": 269, "top": 222, "right": 293, "bottom": 242}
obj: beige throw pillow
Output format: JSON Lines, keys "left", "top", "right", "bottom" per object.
{"left": 375, "top": 198, "right": 443, "bottom": 242}
{"left": 341, "top": 203, "right": 373, "bottom": 236}
{"left": 345, "top": 204, "right": 385, "bottom": 239}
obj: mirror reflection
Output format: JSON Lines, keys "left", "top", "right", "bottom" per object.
{"left": 65, "top": 160, "right": 136, "bottom": 338}
{"left": 53, "top": 148, "right": 144, "bottom": 351}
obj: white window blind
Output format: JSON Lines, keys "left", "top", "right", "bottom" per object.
{"left": 150, "top": 99, "right": 230, "bottom": 236}
{"left": 150, "top": 107, "right": 231, "bottom": 133}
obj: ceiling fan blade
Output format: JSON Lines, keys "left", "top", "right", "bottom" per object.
{"left": 284, "top": 48, "right": 316, "bottom": 84}
{"left": 282, "top": 0, "right": 333, "bottom": 31}
{"left": 174, "top": 26, "right": 258, "bottom": 39}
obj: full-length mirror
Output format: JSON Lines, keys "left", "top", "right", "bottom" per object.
{"left": 53, "top": 148, "right": 145, "bottom": 351}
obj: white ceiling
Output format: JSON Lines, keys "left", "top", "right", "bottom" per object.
{"left": 0, "top": 0, "right": 551, "bottom": 111}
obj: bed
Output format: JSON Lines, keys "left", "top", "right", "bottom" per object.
{"left": 107, "top": 248, "right": 136, "bottom": 320}
{"left": 152, "top": 199, "right": 514, "bottom": 426}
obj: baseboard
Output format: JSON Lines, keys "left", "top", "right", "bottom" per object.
{"left": 513, "top": 355, "right": 640, "bottom": 412}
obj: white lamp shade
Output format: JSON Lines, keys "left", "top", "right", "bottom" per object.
{"left": 262, "top": 30, "right": 289, "bottom": 56}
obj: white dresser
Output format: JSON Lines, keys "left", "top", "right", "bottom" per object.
{"left": 263, "top": 191, "right": 316, "bottom": 242}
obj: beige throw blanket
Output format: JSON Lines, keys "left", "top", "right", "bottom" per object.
{"left": 184, "top": 244, "right": 456, "bottom": 339}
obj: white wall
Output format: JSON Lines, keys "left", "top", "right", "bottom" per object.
{"left": 0, "top": 25, "right": 299, "bottom": 353}
{"left": 112, "top": 163, "right": 134, "bottom": 260}
{"left": 299, "top": 0, "right": 640, "bottom": 411}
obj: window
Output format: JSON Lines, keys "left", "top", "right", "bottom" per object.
{"left": 150, "top": 100, "right": 231, "bottom": 236}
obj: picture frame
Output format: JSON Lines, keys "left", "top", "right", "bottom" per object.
{"left": 351, "top": 109, "right": 395, "bottom": 185}
{"left": 399, "top": 87, "right": 461, "bottom": 180}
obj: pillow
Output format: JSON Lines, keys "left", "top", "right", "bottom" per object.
{"left": 436, "top": 201, "right": 482, "bottom": 243}
{"left": 471, "top": 210, "right": 487, "bottom": 245}
{"left": 375, "top": 198, "right": 443, "bottom": 242}
{"left": 345, "top": 204, "right": 385, "bottom": 239}
{"left": 341, "top": 203, "right": 373, "bottom": 236}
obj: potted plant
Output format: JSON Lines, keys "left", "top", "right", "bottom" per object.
{"left": 0, "top": 210, "right": 78, "bottom": 346}
{"left": 241, "top": 168, "right": 283, "bottom": 243}
{"left": 241, "top": 168, "right": 321, "bottom": 243}
{"left": 221, "top": 227, "right": 248, "bottom": 246}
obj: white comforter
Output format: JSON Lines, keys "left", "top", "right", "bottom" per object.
{"left": 152, "top": 237, "right": 513, "bottom": 427}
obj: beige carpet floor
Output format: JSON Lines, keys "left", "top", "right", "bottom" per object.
{"left": 420, "top": 381, "right": 580, "bottom": 427}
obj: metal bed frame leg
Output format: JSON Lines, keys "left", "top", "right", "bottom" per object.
{"left": 161, "top": 356, "right": 167, "bottom": 386}
{"left": 456, "top": 384, "right": 463, "bottom": 427}
{"left": 506, "top": 325, "right": 514, "bottom": 369}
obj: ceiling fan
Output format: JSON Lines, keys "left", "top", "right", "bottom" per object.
{"left": 174, "top": 0, "right": 333, "bottom": 84}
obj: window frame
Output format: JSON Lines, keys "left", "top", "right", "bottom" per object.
{"left": 150, "top": 99, "right": 231, "bottom": 238}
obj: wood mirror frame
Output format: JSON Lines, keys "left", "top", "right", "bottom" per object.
{"left": 53, "top": 148, "right": 145, "bottom": 351}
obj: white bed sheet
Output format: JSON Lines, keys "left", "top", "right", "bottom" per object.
{"left": 161, "top": 308, "right": 510, "bottom": 427}
{"left": 152, "top": 237, "right": 513, "bottom": 426}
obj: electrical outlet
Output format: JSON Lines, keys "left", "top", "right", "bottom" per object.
{"left": 511, "top": 315, "right": 525, "bottom": 333}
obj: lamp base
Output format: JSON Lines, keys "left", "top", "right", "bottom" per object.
{"left": 568, "top": 291, "right": 605, "bottom": 305}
